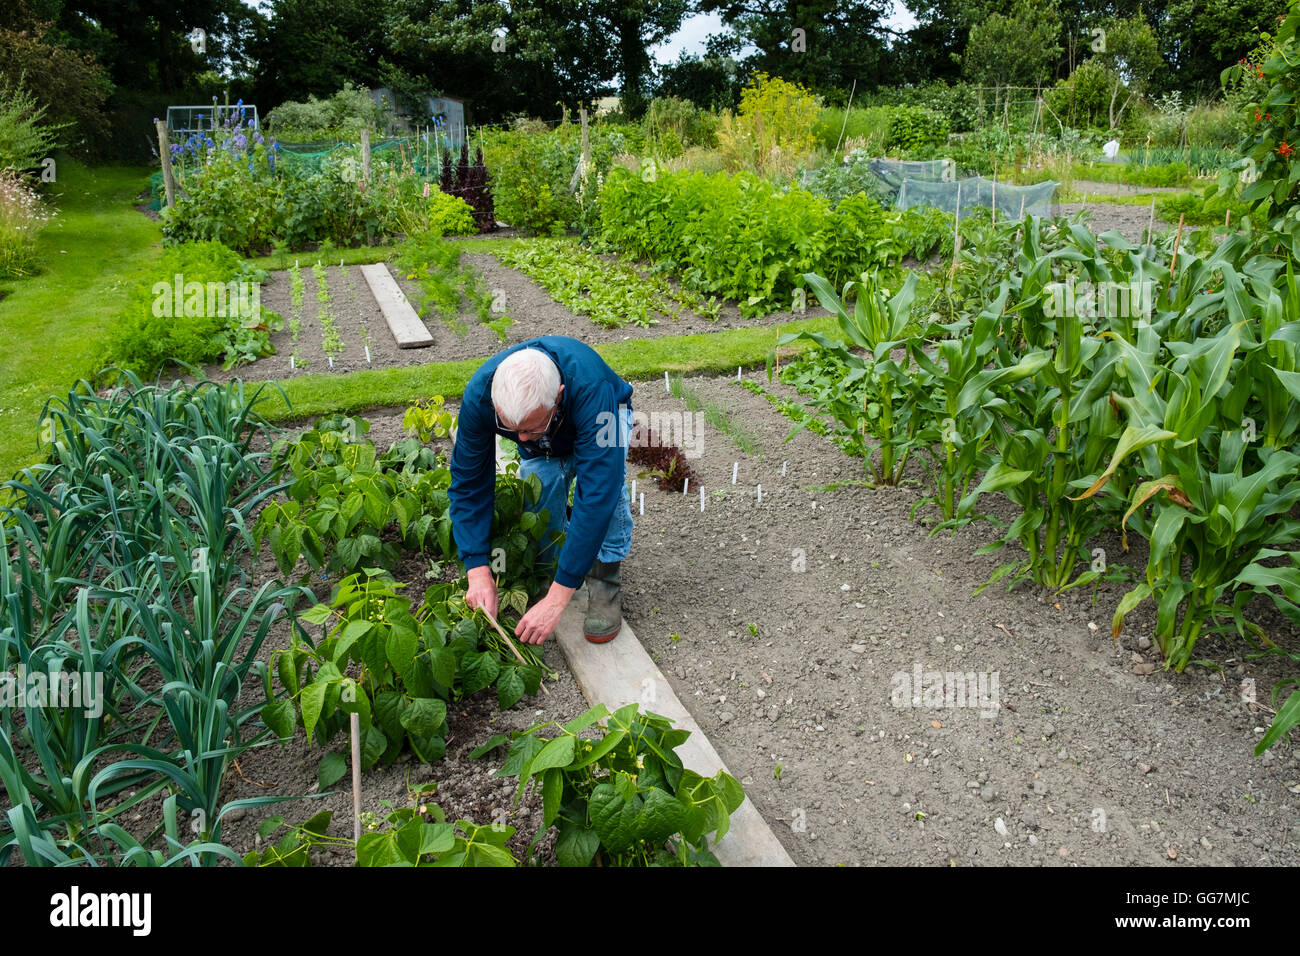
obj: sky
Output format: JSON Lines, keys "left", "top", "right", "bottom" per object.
{"left": 649, "top": 3, "right": 918, "bottom": 65}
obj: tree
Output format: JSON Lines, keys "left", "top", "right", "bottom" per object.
{"left": 696, "top": 0, "right": 900, "bottom": 96}
{"left": 383, "top": 0, "right": 621, "bottom": 121}
{"left": 1162, "top": 0, "right": 1288, "bottom": 96}
{"left": 252, "top": 0, "right": 392, "bottom": 108}
{"left": 963, "top": 0, "right": 1062, "bottom": 92}
{"left": 1092, "top": 14, "right": 1161, "bottom": 128}
{"left": 602, "top": 0, "right": 688, "bottom": 118}
{"left": 655, "top": 52, "right": 744, "bottom": 110}
{"left": 0, "top": 17, "right": 111, "bottom": 158}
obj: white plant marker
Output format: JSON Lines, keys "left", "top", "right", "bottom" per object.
{"left": 757, "top": 484, "right": 762, "bottom": 504}
{"left": 683, "top": 478, "right": 689, "bottom": 495}
{"left": 700, "top": 486, "right": 705, "bottom": 512}
{"left": 736, "top": 366, "right": 741, "bottom": 381}
{"left": 631, "top": 479, "right": 637, "bottom": 501}
{"left": 289, "top": 355, "right": 295, "bottom": 369}
{"left": 732, "top": 461, "right": 738, "bottom": 484}
{"left": 328, "top": 356, "right": 334, "bottom": 369}
{"left": 364, "top": 345, "right": 371, "bottom": 363}
{"left": 781, "top": 460, "right": 787, "bottom": 476}
{"left": 340, "top": 258, "right": 344, "bottom": 268}
{"left": 295, "top": 259, "right": 299, "bottom": 268}
{"left": 664, "top": 371, "right": 670, "bottom": 393}
{"left": 639, "top": 492, "right": 644, "bottom": 515}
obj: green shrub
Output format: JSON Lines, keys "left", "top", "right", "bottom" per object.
{"left": 887, "top": 107, "right": 948, "bottom": 153}
{"left": 643, "top": 96, "right": 718, "bottom": 157}
{"left": 812, "top": 106, "right": 893, "bottom": 153}
{"left": 0, "top": 74, "right": 67, "bottom": 173}
{"left": 865, "top": 82, "right": 980, "bottom": 133}
{"left": 483, "top": 121, "right": 643, "bottom": 235}
{"left": 162, "top": 141, "right": 420, "bottom": 253}
{"left": 1155, "top": 183, "right": 1259, "bottom": 226}
{"left": 426, "top": 190, "right": 476, "bottom": 236}
{"left": 266, "top": 81, "right": 390, "bottom": 143}
{"left": 598, "top": 166, "right": 950, "bottom": 315}
{"left": 1045, "top": 60, "right": 1117, "bottom": 131}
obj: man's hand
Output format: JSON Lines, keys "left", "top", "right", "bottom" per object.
{"left": 465, "top": 565, "right": 498, "bottom": 621}
{"left": 516, "top": 582, "right": 576, "bottom": 644}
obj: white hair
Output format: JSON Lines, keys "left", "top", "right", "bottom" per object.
{"left": 492, "top": 348, "right": 560, "bottom": 426}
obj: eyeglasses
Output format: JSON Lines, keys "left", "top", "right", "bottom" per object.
{"left": 496, "top": 396, "right": 562, "bottom": 441}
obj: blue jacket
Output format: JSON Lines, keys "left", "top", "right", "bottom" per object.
{"left": 448, "top": 336, "right": 634, "bottom": 590}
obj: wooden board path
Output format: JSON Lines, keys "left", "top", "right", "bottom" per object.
{"left": 359, "top": 263, "right": 435, "bottom": 348}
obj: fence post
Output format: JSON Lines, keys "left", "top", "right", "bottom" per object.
{"left": 156, "top": 119, "right": 177, "bottom": 209}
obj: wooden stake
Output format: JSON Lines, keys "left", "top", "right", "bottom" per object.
{"left": 361, "top": 128, "right": 371, "bottom": 183}
{"left": 948, "top": 182, "right": 963, "bottom": 285}
{"left": 1224, "top": 210, "right": 1231, "bottom": 229}
{"left": 1146, "top": 197, "right": 1156, "bottom": 245}
{"left": 833, "top": 78, "right": 858, "bottom": 160}
{"left": 579, "top": 105, "right": 591, "bottom": 184}
{"left": 350, "top": 712, "right": 362, "bottom": 846}
{"left": 1170, "top": 213, "right": 1186, "bottom": 274}
{"left": 156, "top": 119, "right": 177, "bottom": 208}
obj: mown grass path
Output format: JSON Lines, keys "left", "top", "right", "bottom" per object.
{"left": 0, "top": 161, "right": 159, "bottom": 478}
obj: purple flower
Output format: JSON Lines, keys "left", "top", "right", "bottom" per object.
{"left": 233, "top": 134, "right": 247, "bottom": 149}
{"left": 253, "top": 132, "right": 264, "bottom": 145}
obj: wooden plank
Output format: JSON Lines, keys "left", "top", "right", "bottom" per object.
{"left": 360, "top": 263, "right": 434, "bottom": 349}
{"left": 554, "top": 599, "right": 797, "bottom": 867}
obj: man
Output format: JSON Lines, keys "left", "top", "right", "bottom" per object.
{"left": 448, "top": 336, "right": 634, "bottom": 645}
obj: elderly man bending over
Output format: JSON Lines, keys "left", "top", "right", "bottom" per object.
{"left": 448, "top": 336, "right": 634, "bottom": 645}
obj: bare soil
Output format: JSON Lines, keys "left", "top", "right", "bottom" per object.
{"left": 1053, "top": 199, "right": 1170, "bottom": 243}
{"left": 204, "top": 254, "right": 827, "bottom": 383}
{"left": 613, "top": 373, "right": 1300, "bottom": 867}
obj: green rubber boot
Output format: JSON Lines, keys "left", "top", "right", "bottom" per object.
{"left": 583, "top": 559, "right": 623, "bottom": 643}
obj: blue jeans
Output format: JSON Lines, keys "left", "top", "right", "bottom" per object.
{"left": 517, "top": 408, "right": 634, "bottom": 569}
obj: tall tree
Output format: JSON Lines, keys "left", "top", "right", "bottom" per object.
{"left": 384, "top": 0, "right": 621, "bottom": 121}
{"left": 252, "top": 0, "right": 391, "bottom": 107}
{"left": 696, "top": 0, "right": 901, "bottom": 96}
{"left": 603, "top": 0, "right": 688, "bottom": 118}
{"left": 1161, "top": 0, "right": 1288, "bottom": 96}
{"left": 963, "top": 0, "right": 1063, "bottom": 91}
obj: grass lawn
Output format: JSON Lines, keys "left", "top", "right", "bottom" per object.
{"left": 0, "top": 160, "right": 159, "bottom": 479}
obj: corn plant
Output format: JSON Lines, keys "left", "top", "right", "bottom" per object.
{"left": 776, "top": 271, "right": 923, "bottom": 485}
{"left": 1079, "top": 251, "right": 1300, "bottom": 670}
{"left": 909, "top": 284, "right": 1051, "bottom": 523}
